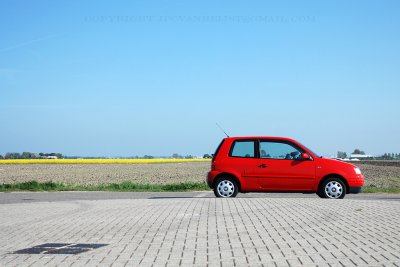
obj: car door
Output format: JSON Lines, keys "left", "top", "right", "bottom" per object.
{"left": 255, "top": 140, "right": 316, "bottom": 191}
{"left": 226, "top": 139, "right": 259, "bottom": 191}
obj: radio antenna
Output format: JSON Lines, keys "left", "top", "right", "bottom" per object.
{"left": 216, "top": 123, "right": 229, "bottom": 137}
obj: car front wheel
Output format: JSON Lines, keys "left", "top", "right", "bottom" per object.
{"left": 318, "top": 178, "right": 346, "bottom": 199}
{"left": 214, "top": 177, "right": 238, "bottom": 198}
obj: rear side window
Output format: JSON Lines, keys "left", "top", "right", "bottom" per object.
{"left": 230, "top": 141, "right": 255, "bottom": 158}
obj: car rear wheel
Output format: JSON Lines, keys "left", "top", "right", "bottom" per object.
{"left": 214, "top": 177, "right": 238, "bottom": 198}
{"left": 318, "top": 177, "right": 346, "bottom": 199}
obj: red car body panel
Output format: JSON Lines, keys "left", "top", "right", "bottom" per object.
{"left": 207, "top": 136, "right": 364, "bottom": 194}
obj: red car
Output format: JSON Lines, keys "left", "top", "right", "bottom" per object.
{"left": 207, "top": 136, "right": 364, "bottom": 199}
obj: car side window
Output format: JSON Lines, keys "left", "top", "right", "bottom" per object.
{"left": 230, "top": 141, "right": 255, "bottom": 158}
{"left": 259, "top": 141, "right": 302, "bottom": 160}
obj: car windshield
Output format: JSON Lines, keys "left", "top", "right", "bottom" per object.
{"left": 298, "top": 142, "right": 320, "bottom": 158}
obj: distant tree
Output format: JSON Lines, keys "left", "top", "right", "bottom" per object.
{"left": 185, "top": 155, "right": 194, "bottom": 159}
{"left": 143, "top": 155, "right": 154, "bottom": 159}
{"left": 0, "top": 155, "right": 4, "bottom": 159}
{"left": 352, "top": 149, "right": 365, "bottom": 155}
{"left": 203, "top": 154, "right": 212, "bottom": 159}
{"left": 382, "top": 153, "right": 395, "bottom": 160}
{"left": 5, "top": 152, "right": 21, "bottom": 159}
{"left": 2, "top": 152, "right": 62, "bottom": 159}
{"left": 22, "top": 152, "right": 37, "bottom": 159}
{"left": 337, "top": 151, "right": 347, "bottom": 159}
{"left": 172, "top": 153, "right": 182, "bottom": 159}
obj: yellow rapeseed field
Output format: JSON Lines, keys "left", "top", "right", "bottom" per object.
{"left": 0, "top": 158, "right": 211, "bottom": 164}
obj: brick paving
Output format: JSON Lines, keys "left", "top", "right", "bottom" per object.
{"left": 0, "top": 195, "right": 399, "bottom": 266}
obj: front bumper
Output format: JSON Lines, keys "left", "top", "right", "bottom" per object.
{"left": 348, "top": 173, "right": 364, "bottom": 194}
{"left": 349, "top": 186, "right": 362, "bottom": 194}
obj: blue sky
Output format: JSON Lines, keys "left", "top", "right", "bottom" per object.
{"left": 1, "top": 0, "right": 399, "bottom": 157}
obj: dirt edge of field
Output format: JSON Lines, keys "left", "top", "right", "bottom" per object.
{"left": 0, "top": 161, "right": 399, "bottom": 190}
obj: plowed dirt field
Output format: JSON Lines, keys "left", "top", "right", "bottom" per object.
{"left": 0, "top": 161, "right": 399, "bottom": 189}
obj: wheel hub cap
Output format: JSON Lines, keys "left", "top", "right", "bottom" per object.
{"left": 217, "top": 180, "right": 234, "bottom": 197}
{"left": 325, "top": 181, "right": 343, "bottom": 199}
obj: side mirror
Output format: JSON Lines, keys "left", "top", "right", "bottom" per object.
{"left": 301, "top": 153, "right": 311, "bottom": 160}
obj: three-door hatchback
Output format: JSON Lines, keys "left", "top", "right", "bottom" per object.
{"left": 207, "top": 136, "right": 364, "bottom": 199}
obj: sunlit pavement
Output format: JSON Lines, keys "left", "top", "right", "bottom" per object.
{"left": 0, "top": 192, "right": 399, "bottom": 266}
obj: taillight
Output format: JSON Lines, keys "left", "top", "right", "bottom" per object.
{"left": 211, "top": 139, "right": 224, "bottom": 171}
{"left": 211, "top": 161, "right": 216, "bottom": 171}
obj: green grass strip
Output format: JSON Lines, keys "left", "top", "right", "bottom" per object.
{"left": 0, "top": 181, "right": 210, "bottom": 192}
{"left": 1, "top": 181, "right": 399, "bottom": 193}
{"left": 361, "top": 186, "right": 400, "bottom": 193}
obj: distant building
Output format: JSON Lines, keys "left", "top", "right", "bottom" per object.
{"left": 350, "top": 154, "right": 374, "bottom": 160}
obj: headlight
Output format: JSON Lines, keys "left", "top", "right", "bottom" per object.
{"left": 354, "top": 167, "right": 362, "bottom": 175}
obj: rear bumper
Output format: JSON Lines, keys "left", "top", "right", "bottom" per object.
{"left": 206, "top": 171, "right": 220, "bottom": 188}
{"left": 349, "top": 186, "right": 362, "bottom": 194}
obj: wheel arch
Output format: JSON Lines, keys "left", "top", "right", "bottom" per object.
{"left": 318, "top": 174, "right": 349, "bottom": 193}
{"left": 213, "top": 172, "right": 242, "bottom": 192}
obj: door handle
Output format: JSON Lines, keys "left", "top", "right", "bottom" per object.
{"left": 258, "top": 164, "right": 268, "bottom": 168}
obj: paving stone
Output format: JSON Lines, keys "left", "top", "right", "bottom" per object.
{"left": 0, "top": 197, "right": 399, "bottom": 266}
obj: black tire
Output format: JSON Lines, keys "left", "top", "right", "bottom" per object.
{"left": 213, "top": 177, "right": 239, "bottom": 198}
{"left": 317, "top": 177, "right": 346, "bottom": 199}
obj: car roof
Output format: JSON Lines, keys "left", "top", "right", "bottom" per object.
{"left": 224, "top": 136, "right": 296, "bottom": 142}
